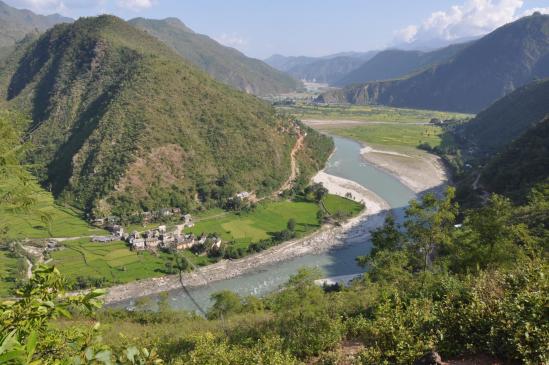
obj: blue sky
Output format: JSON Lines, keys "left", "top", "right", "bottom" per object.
{"left": 4, "top": 0, "right": 549, "bottom": 58}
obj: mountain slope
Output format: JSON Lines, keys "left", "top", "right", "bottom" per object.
{"left": 335, "top": 42, "right": 470, "bottom": 86}
{"left": 128, "top": 17, "right": 301, "bottom": 96}
{"left": 0, "top": 0, "right": 71, "bottom": 58}
{"left": 319, "top": 14, "right": 549, "bottom": 113}
{"left": 461, "top": 78, "right": 549, "bottom": 154}
{"left": 480, "top": 116, "right": 549, "bottom": 201}
{"left": 0, "top": 15, "right": 328, "bottom": 216}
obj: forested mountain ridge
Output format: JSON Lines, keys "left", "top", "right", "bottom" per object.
{"left": 0, "top": 15, "right": 330, "bottom": 217}
{"left": 0, "top": 0, "right": 71, "bottom": 58}
{"left": 128, "top": 17, "right": 302, "bottom": 96}
{"left": 480, "top": 117, "right": 549, "bottom": 202}
{"left": 460, "top": 78, "right": 549, "bottom": 154}
{"left": 318, "top": 13, "right": 549, "bottom": 113}
{"left": 335, "top": 42, "right": 471, "bottom": 86}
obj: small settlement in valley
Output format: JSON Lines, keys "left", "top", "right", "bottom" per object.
{"left": 90, "top": 208, "right": 223, "bottom": 254}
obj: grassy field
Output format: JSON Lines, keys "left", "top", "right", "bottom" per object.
{"left": 185, "top": 200, "right": 322, "bottom": 245}
{"left": 48, "top": 196, "right": 362, "bottom": 287}
{"left": 331, "top": 123, "right": 445, "bottom": 149}
{"left": 323, "top": 194, "right": 364, "bottom": 216}
{"left": 0, "top": 246, "right": 24, "bottom": 297}
{"left": 49, "top": 239, "right": 173, "bottom": 286}
{"left": 1, "top": 190, "right": 106, "bottom": 239}
{"left": 278, "top": 103, "right": 472, "bottom": 123}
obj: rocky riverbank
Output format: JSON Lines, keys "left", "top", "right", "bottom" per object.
{"left": 102, "top": 171, "right": 389, "bottom": 304}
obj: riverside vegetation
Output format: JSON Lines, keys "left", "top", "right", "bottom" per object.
{"left": 1, "top": 83, "right": 547, "bottom": 364}
{"left": 0, "top": 109, "right": 358, "bottom": 293}
{"left": 1, "top": 183, "right": 547, "bottom": 364}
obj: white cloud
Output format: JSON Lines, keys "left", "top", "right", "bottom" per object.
{"left": 395, "top": 25, "right": 418, "bottom": 43}
{"left": 215, "top": 33, "right": 248, "bottom": 49}
{"left": 117, "top": 0, "right": 154, "bottom": 11}
{"left": 395, "top": 0, "right": 548, "bottom": 45}
{"left": 6, "top": 0, "right": 104, "bottom": 14}
{"left": 520, "top": 6, "right": 549, "bottom": 16}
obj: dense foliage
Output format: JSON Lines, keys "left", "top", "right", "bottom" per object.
{"left": 319, "top": 14, "right": 549, "bottom": 113}
{"left": 480, "top": 117, "right": 549, "bottom": 202}
{"left": 0, "top": 15, "right": 328, "bottom": 216}
{"left": 461, "top": 78, "right": 549, "bottom": 155}
{"left": 3, "top": 183, "right": 545, "bottom": 364}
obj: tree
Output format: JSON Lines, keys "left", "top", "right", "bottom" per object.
{"left": 207, "top": 290, "right": 243, "bottom": 320}
{"left": 0, "top": 265, "right": 162, "bottom": 363}
{"left": 287, "top": 218, "right": 296, "bottom": 232}
{"left": 357, "top": 214, "right": 403, "bottom": 267}
{"left": 404, "top": 188, "right": 458, "bottom": 274}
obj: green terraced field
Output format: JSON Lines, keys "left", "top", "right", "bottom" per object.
{"left": 186, "top": 200, "right": 323, "bottom": 245}
{"left": 323, "top": 194, "right": 364, "bottom": 216}
{"left": 331, "top": 123, "right": 445, "bottom": 149}
{"left": 1, "top": 190, "right": 106, "bottom": 239}
{"left": 47, "top": 196, "right": 362, "bottom": 287}
{"left": 49, "top": 239, "right": 171, "bottom": 285}
{"left": 278, "top": 103, "right": 472, "bottom": 123}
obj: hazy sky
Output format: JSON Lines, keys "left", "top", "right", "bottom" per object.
{"left": 4, "top": 0, "right": 549, "bottom": 58}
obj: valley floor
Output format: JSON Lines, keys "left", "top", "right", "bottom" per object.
{"left": 101, "top": 171, "right": 389, "bottom": 304}
{"left": 101, "top": 120, "right": 451, "bottom": 304}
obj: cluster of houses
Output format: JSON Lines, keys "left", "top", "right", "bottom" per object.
{"left": 128, "top": 228, "right": 221, "bottom": 253}
{"left": 89, "top": 213, "right": 222, "bottom": 254}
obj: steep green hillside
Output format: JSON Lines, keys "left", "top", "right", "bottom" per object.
{"left": 335, "top": 42, "right": 470, "bottom": 86}
{"left": 319, "top": 14, "right": 549, "bottom": 112}
{"left": 462, "top": 78, "right": 549, "bottom": 154}
{"left": 0, "top": 15, "right": 327, "bottom": 217}
{"left": 128, "top": 18, "right": 301, "bottom": 96}
{"left": 0, "top": 0, "right": 71, "bottom": 58}
{"left": 480, "top": 117, "right": 549, "bottom": 201}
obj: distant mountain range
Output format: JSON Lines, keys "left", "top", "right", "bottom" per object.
{"left": 264, "top": 52, "right": 377, "bottom": 84}
{"left": 0, "top": 0, "right": 71, "bottom": 58}
{"left": 129, "top": 18, "right": 301, "bottom": 96}
{"left": 0, "top": 2, "right": 302, "bottom": 97}
{"left": 335, "top": 42, "right": 471, "bottom": 86}
{"left": 0, "top": 15, "right": 325, "bottom": 215}
{"left": 318, "top": 13, "right": 549, "bottom": 113}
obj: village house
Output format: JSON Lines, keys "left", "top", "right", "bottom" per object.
{"left": 235, "top": 191, "right": 251, "bottom": 200}
{"left": 145, "top": 236, "right": 161, "bottom": 249}
{"left": 91, "top": 236, "right": 117, "bottom": 243}
{"left": 130, "top": 238, "right": 145, "bottom": 250}
{"left": 183, "top": 214, "right": 194, "bottom": 227}
{"left": 198, "top": 234, "right": 207, "bottom": 245}
{"left": 175, "top": 233, "right": 196, "bottom": 250}
{"left": 159, "top": 208, "right": 173, "bottom": 218}
{"left": 211, "top": 237, "right": 222, "bottom": 250}
{"left": 91, "top": 218, "right": 105, "bottom": 226}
